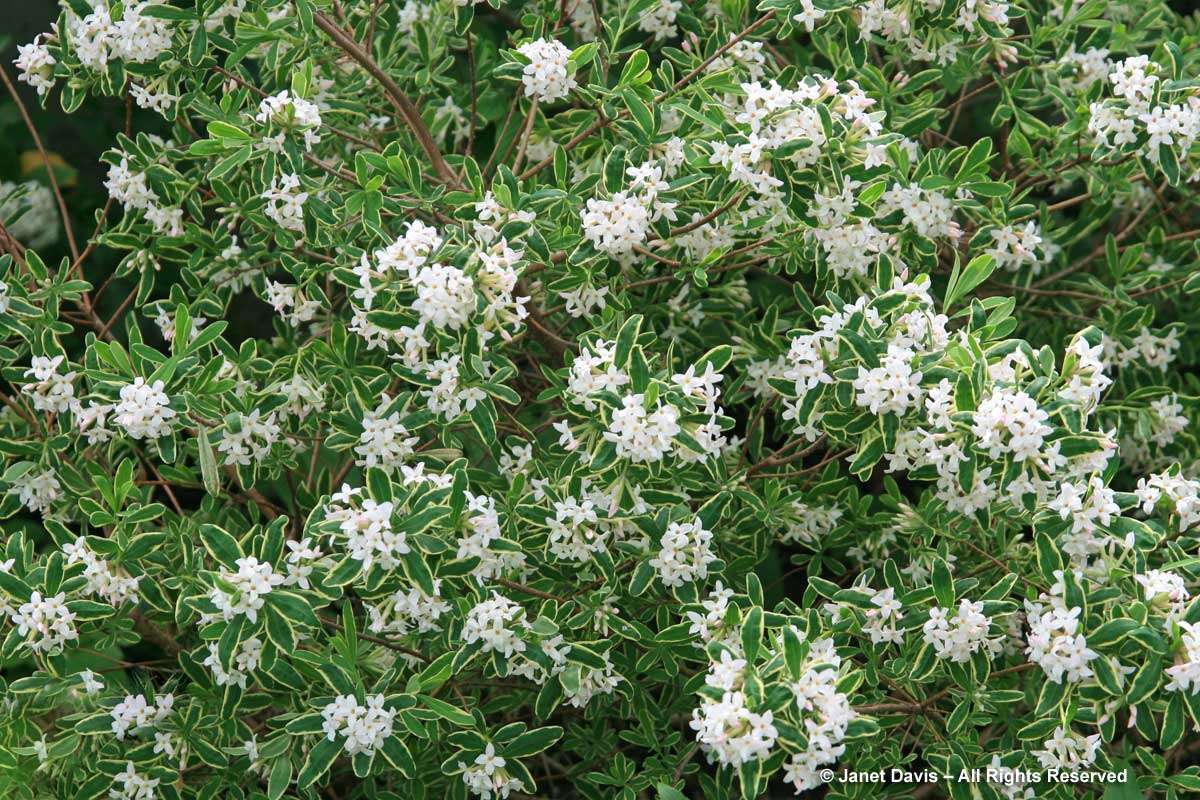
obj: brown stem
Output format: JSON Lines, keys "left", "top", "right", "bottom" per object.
{"left": 511, "top": 98, "right": 540, "bottom": 176}
{"left": 0, "top": 65, "right": 80, "bottom": 262}
{"left": 130, "top": 609, "right": 182, "bottom": 657}
{"left": 311, "top": 10, "right": 461, "bottom": 187}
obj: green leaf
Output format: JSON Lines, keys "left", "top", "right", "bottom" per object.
{"left": 270, "top": 592, "right": 320, "bottom": 629}
{"left": 379, "top": 736, "right": 416, "bottom": 776}
{"left": 268, "top": 752, "right": 292, "bottom": 800}
{"left": 931, "top": 558, "right": 955, "bottom": 607}
{"left": 285, "top": 713, "right": 325, "bottom": 735}
{"left": 504, "top": 726, "right": 563, "bottom": 757}
{"left": 944, "top": 254, "right": 995, "bottom": 309}
{"left": 1161, "top": 695, "right": 1185, "bottom": 748}
{"left": 199, "top": 524, "right": 242, "bottom": 568}
{"left": 198, "top": 430, "right": 220, "bottom": 495}
{"left": 1034, "top": 533, "right": 1062, "bottom": 582}
{"left": 741, "top": 607, "right": 763, "bottom": 663}
{"left": 617, "top": 50, "right": 650, "bottom": 86}
{"left": 614, "top": 314, "right": 643, "bottom": 368}
{"left": 415, "top": 651, "right": 454, "bottom": 692}
{"left": 296, "top": 737, "right": 339, "bottom": 789}
{"left": 418, "top": 694, "right": 474, "bottom": 727}
{"left": 1088, "top": 618, "right": 1138, "bottom": 648}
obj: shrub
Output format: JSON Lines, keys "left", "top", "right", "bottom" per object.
{"left": 2, "top": 1, "right": 1200, "bottom": 799}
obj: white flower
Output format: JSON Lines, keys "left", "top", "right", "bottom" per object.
{"left": 1148, "top": 393, "right": 1188, "bottom": 447}
{"left": 986, "top": 222, "right": 1043, "bottom": 273}
{"left": 366, "top": 579, "right": 451, "bottom": 635}
{"left": 64, "top": 537, "right": 141, "bottom": 605}
{"left": 209, "top": 556, "right": 284, "bottom": 623}
{"left": 12, "top": 591, "right": 77, "bottom": 652}
{"left": 105, "top": 158, "right": 157, "bottom": 212}
{"left": 561, "top": 284, "right": 608, "bottom": 318}
{"left": 649, "top": 518, "right": 716, "bottom": 587}
{"left": 970, "top": 389, "right": 1052, "bottom": 462}
{"left": 581, "top": 192, "right": 651, "bottom": 259}
{"left": 113, "top": 377, "right": 176, "bottom": 440}
{"left": 462, "top": 593, "right": 529, "bottom": 657}
{"left": 456, "top": 493, "right": 528, "bottom": 583}
{"left": 516, "top": 38, "right": 576, "bottom": 102}
{"left": 793, "top": 0, "right": 827, "bottom": 31}
{"left": 604, "top": 393, "right": 681, "bottom": 463}
{"left": 355, "top": 394, "right": 417, "bottom": 473}
{"left": 1134, "top": 471, "right": 1200, "bottom": 531}
{"left": 782, "top": 636, "right": 856, "bottom": 792}
{"left": 273, "top": 375, "right": 326, "bottom": 419}
{"left": 78, "top": 669, "right": 105, "bottom": 695}
{"left": 853, "top": 343, "right": 923, "bottom": 415}
{"left": 8, "top": 467, "right": 61, "bottom": 515}
{"left": 67, "top": 2, "right": 174, "bottom": 72}
{"left": 21, "top": 355, "right": 76, "bottom": 413}
{"left": 1024, "top": 601, "right": 1098, "bottom": 684}
{"left": 1033, "top": 726, "right": 1101, "bottom": 771}
{"left": 320, "top": 694, "right": 397, "bottom": 755}
{"left": 264, "top": 281, "right": 321, "bottom": 327}
{"left": 14, "top": 35, "right": 56, "bottom": 95}
{"left": 1165, "top": 621, "right": 1200, "bottom": 694}
{"left": 110, "top": 693, "right": 175, "bottom": 740}
{"left": 782, "top": 501, "right": 843, "bottom": 545}
{"left": 923, "top": 599, "right": 1002, "bottom": 662}
{"left": 203, "top": 637, "right": 263, "bottom": 689}
{"left": 329, "top": 495, "right": 409, "bottom": 571}
{"left": 566, "top": 341, "right": 629, "bottom": 410}
{"left": 689, "top": 690, "right": 777, "bottom": 767}
{"left": 638, "top": 0, "right": 682, "bottom": 41}
{"left": 254, "top": 90, "right": 322, "bottom": 151}
{"left": 109, "top": 761, "right": 161, "bottom": 800}
{"left": 261, "top": 173, "right": 307, "bottom": 231}
{"left": 217, "top": 409, "right": 281, "bottom": 466}
{"left": 862, "top": 586, "right": 905, "bottom": 645}
{"left": 376, "top": 220, "right": 443, "bottom": 276}
{"left": 460, "top": 743, "right": 526, "bottom": 799}
{"left": 412, "top": 263, "right": 476, "bottom": 330}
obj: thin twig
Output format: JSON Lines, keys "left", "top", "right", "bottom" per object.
{"left": 0, "top": 66, "right": 79, "bottom": 261}
{"left": 311, "top": 10, "right": 460, "bottom": 186}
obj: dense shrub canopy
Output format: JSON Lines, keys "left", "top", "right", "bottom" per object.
{"left": 2, "top": 0, "right": 1200, "bottom": 798}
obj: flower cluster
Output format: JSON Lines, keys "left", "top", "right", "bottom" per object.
{"left": 209, "top": 556, "right": 284, "bottom": 623}
{"left": 689, "top": 690, "right": 778, "bottom": 768}
{"left": 462, "top": 593, "right": 529, "bottom": 657}
{"left": 922, "top": 599, "right": 1002, "bottom": 663}
{"left": 320, "top": 694, "right": 397, "bottom": 755}
{"left": 113, "top": 378, "right": 176, "bottom": 440}
{"left": 459, "top": 744, "right": 525, "bottom": 800}
{"left": 1024, "top": 598, "right": 1098, "bottom": 684}
{"left": 255, "top": 90, "right": 323, "bottom": 151}
{"left": 1088, "top": 56, "right": 1200, "bottom": 179}
{"left": 649, "top": 517, "right": 717, "bottom": 587}
{"left": 323, "top": 486, "right": 410, "bottom": 571}
{"left": 10, "top": 591, "right": 77, "bottom": 652}
{"left": 110, "top": 693, "right": 175, "bottom": 741}
{"left": 515, "top": 38, "right": 576, "bottom": 103}
{"left": 63, "top": 537, "right": 141, "bottom": 606}
{"left": 783, "top": 638, "right": 856, "bottom": 793}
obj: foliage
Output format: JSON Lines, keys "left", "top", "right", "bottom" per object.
{"left": 3, "top": 0, "right": 1200, "bottom": 799}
